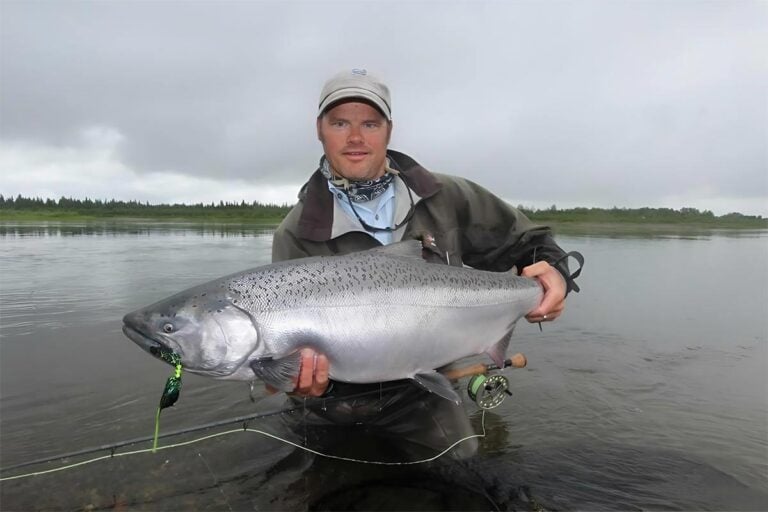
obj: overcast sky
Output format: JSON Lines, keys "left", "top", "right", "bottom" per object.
{"left": 1, "top": 0, "right": 766, "bottom": 215}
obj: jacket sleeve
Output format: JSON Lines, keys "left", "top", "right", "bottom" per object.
{"left": 450, "top": 177, "right": 578, "bottom": 293}
{"left": 271, "top": 208, "right": 312, "bottom": 262}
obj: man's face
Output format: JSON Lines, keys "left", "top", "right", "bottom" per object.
{"left": 317, "top": 100, "right": 392, "bottom": 181}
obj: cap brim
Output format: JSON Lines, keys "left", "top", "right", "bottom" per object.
{"left": 318, "top": 88, "right": 391, "bottom": 120}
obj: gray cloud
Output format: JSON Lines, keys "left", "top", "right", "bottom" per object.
{"left": 1, "top": 0, "right": 766, "bottom": 214}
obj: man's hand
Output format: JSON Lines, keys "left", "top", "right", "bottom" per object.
{"left": 522, "top": 261, "right": 567, "bottom": 323}
{"left": 270, "top": 348, "right": 330, "bottom": 397}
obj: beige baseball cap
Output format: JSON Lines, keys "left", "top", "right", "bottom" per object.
{"left": 318, "top": 69, "right": 392, "bottom": 120}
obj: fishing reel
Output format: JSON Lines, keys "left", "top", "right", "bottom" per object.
{"left": 467, "top": 373, "right": 512, "bottom": 409}
{"left": 456, "top": 353, "right": 525, "bottom": 409}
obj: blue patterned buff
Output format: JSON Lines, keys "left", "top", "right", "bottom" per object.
{"left": 321, "top": 158, "right": 397, "bottom": 203}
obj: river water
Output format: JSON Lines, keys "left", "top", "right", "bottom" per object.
{"left": 0, "top": 221, "right": 766, "bottom": 511}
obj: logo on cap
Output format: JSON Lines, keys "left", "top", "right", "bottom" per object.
{"left": 351, "top": 68, "right": 367, "bottom": 76}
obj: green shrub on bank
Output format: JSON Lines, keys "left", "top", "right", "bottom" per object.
{"left": 1, "top": 195, "right": 765, "bottom": 228}
{"left": 0, "top": 195, "right": 291, "bottom": 222}
{"left": 521, "top": 205, "right": 766, "bottom": 228}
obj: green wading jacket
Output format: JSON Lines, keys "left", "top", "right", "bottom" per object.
{"left": 273, "top": 150, "right": 576, "bottom": 291}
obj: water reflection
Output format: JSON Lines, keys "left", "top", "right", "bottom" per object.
{"left": 0, "top": 220, "right": 279, "bottom": 238}
{"left": 4, "top": 220, "right": 766, "bottom": 241}
{"left": 552, "top": 222, "right": 768, "bottom": 240}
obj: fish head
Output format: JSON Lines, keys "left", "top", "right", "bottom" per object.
{"left": 122, "top": 283, "right": 260, "bottom": 378}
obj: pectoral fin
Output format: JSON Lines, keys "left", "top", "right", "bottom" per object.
{"left": 413, "top": 371, "right": 461, "bottom": 404}
{"left": 250, "top": 353, "right": 301, "bottom": 392}
{"left": 486, "top": 327, "right": 515, "bottom": 368}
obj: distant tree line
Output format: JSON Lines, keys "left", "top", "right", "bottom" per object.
{"left": 0, "top": 195, "right": 292, "bottom": 220}
{"left": 519, "top": 204, "right": 766, "bottom": 227}
{"left": 1, "top": 195, "right": 765, "bottom": 227}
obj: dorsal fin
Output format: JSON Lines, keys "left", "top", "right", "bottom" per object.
{"left": 369, "top": 240, "right": 424, "bottom": 259}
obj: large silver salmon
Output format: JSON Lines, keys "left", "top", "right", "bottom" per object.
{"left": 122, "top": 240, "right": 542, "bottom": 402}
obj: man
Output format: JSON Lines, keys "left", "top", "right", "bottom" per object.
{"left": 271, "top": 69, "right": 581, "bottom": 458}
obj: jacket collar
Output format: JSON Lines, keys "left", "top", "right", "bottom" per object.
{"left": 295, "top": 150, "right": 442, "bottom": 242}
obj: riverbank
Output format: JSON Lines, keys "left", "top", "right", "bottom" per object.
{"left": 3, "top": 198, "right": 765, "bottom": 229}
{"left": 2, "top": 213, "right": 766, "bottom": 238}
{"left": 0, "top": 210, "right": 287, "bottom": 225}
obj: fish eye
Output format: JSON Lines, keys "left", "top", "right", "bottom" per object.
{"left": 162, "top": 323, "right": 175, "bottom": 333}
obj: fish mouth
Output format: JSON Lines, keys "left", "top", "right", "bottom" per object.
{"left": 122, "top": 325, "right": 174, "bottom": 362}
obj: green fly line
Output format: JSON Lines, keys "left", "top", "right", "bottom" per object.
{"left": 0, "top": 352, "right": 515, "bottom": 482}
{"left": 0, "top": 411, "right": 488, "bottom": 482}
